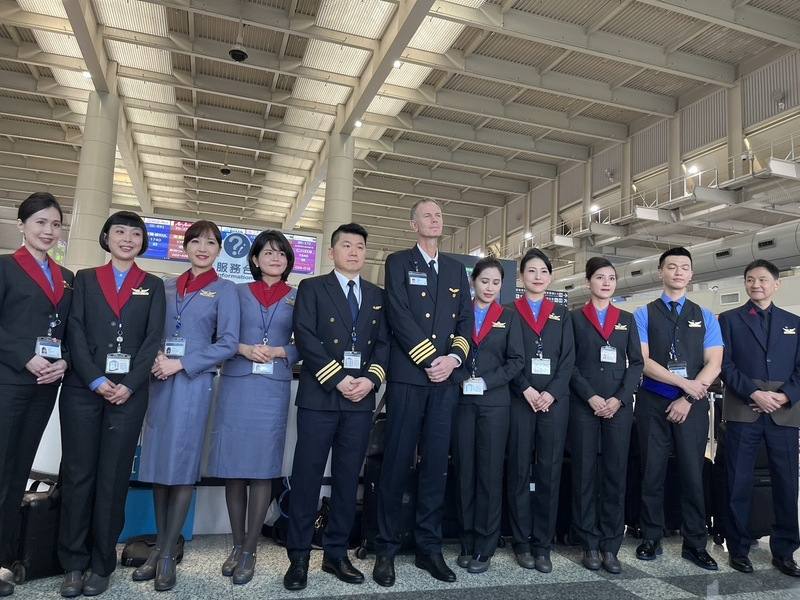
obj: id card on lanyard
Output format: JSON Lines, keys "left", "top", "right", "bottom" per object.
{"left": 531, "top": 337, "right": 550, "bottom": 375}
{"left": 35, "top": 313, "right": 62, "bottom": 359}
{"left": 252, "top": 303, "right": 278, "bottom": 375}
{"left": 166, "top": 288, "right": 201, "bottom": 357}
{"left": 106, "top": 322, "right": 130, "bottom": 374}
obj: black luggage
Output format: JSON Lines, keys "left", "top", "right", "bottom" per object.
{"left": 120, "top": 534, "right": 185, "bottom": 567}
{"left": 10, "top": 478, "right": 61, "bottom": 583}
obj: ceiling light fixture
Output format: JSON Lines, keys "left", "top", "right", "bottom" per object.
{"left": 354, "top": 120, "right": 363, "bottom": 128}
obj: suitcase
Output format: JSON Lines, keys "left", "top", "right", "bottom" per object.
{"left": 10, "top": 478, "right": 61, "bottom": 583}
{"left": 120, "top": 534, "right": 185, "bottom": 567}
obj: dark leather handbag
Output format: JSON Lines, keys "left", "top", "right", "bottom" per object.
{"left": 10, "top": 478, "right": 61, "bottom": 583}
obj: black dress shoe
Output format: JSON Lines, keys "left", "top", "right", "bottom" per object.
{"left": 533, "top": 553, "right": 552, "bottom": 573}
{"left": 372, "top": 556, "right": 395, "bottom": 587}
{"left": 283, "top": 555, "right": 309, "bottom": 591}
{"left": 0, "top": 579, "right": 13, "bottom": 597}
{"left": 221, "top": 545, "right": 242, "bottom": 577}
{"left": 729, "top": 556, "right": 753, "bottom": 573}
{"left": 60, "top": 571, "right": 84, "bottom": 598}
{"left": 582, "top": 550, "right": 601, "bottom": 571}
{"left": 414, "top": 553, "right": 456, "bottom": 582}
{"left": 467, "top": 555, "right": 490, "bottom": 574}
{"left": 154, "top": 556, "right": 177, "bottom": 592}
{"left": 635, "top": 539, "right": 662, "bottom": 561}
{"left": 322, "top": 555, "right": 364, "bottom": 584}
{"left": 232, "top": 552, "right": 256, "bottom": 585}
{"left": 82, "top": 573, "right": 110, "bottom": 597}
{"left": 514, "top": 550, "right": 536, "bottom": 569}
{"left": 132, "top": 546, "right": 161, "bottom": 581}
{"left": 681, "top": 547, "right": 718, "bottom": 571}
{"left": 601, "top": 552, "right": 622, "bottom": 574}
{"left": 773, "top": 557, "right": 800, "bottom": 577}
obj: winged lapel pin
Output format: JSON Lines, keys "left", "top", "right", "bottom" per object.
{"left": 131, "top": 287, "right": 150, "bottom": 296}
{"left": 688, "top": 320, "right": 702, "bottom": 328}
{"left": 784, "top": 326, "right": 796, "bottom": 335}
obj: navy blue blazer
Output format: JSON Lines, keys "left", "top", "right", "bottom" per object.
{"left": 718, "top": 301, "right": 800, "bottom": 426}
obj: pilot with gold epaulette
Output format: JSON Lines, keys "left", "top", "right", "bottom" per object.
{"left": 283, "top": 223, "right": 390, "bottom": 592}
{"left": 372, "top": 199, "right": 473, "bottom": 588}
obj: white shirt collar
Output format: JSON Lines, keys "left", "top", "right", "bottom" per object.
{"left": 416, "top": 243, "right": 438, "bottom": 266}
{"left": 334, "top": 269, "right": 360, "bottom": 293}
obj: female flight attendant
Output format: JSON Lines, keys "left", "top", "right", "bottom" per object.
{"left": 453, "top": 258, "right": 523, "bottom": 574}
{"left": 569, "top": 257, "right": 643, "bottom": 574}
{"left": 506, "top": 248, "right": 575, "bottom": 573}
{"left": 133, "top": 220, "right": 239, "bottom": 591}
{"left": 58, "top": 211, "right": 165, "bottom": 598}
{"left": 206, "top": 230, "right": 300, "bottom": 585}
{"left": 0, "top": 193, "right": 72, "bottom": 598}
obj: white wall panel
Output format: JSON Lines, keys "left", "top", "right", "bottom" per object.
{"left": 632, "top": 119, "right": 668, "bottom": 176}
{"left": 681, "top": 89, "right": 727, "bottom": 155}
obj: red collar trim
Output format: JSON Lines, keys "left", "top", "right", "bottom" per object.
{"left": 176, "top": 268, "right": 218, "bottom": 297}
{"left": 249, "top": 280, "right": 291, "bottom": 309}
{"left": 514, "top": 296, "right": 555, "bottom": 336}
{"left": 581, "top": 302, "right": 621, "bottom": 341}
{"left": 95, "top": 262, "right": 147, "bottom": 318}
{"left": 472, "top": 302, "right": 504, "bottom": 345}
{"left": 12, "top": 246, "right": 65, "bottom": 307}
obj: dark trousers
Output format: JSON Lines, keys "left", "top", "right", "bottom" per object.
{"left": 453, "top": 402, "right": 509, "bottom": 557}
{"left": 286, "top": 408, "right": 372, "bottom": 559}
{"left": 569, "top": 398, "right": 633, "bottom": 554}
{"left": 376, "top": 382, "right": 458, "bottom": 557}
{"left": 635, "top": 389, "right": 708, "bottom": 549}
{"left": 0, "top": 384, "right": 57, "bottom": 566}
{"left": 726, "top": 415, "right": 800, "bottom": 559}
{"left": 506, "top": 394, "right": 569, "bottom": 554}
{"left": 58, "top": 385, "right": 148, "bottom": 576}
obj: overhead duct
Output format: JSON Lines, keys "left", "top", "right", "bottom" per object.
{"left": 555, "top": 221, "right": 800, "bottom": 305}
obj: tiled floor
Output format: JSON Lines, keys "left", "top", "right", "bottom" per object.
{"left": 8, "top": 535, "right": 800, "bottom": 599}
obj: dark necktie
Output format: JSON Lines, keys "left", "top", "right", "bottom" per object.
{"left": 758, "top": 309, "right": 768, "bottom": 336}
{"left": 428, "top": 259, "right": 438, "bottom": 291}
{"left": 669, "top": 300, "right": 678, "bottom": 318}
{"left": 347, "top": 280, "right": 359, "bottom": 323}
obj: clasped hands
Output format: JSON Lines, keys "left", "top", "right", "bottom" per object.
{"left": 587, "top": 395, "right": 622, "bottom": 418}
{"left": 151, "top": 351, "right": 183, "bottom": 380}
{"left": 523, "top": 386, "right": 555, "bottom": 412}
{"left": 336, "top": 375, "right": 374, "bottom": 403}
{"left": 25, "top": 355, "right": 66, "bottom": 385}
{"left": 749, "top": 389, "right": 789, "bottom": 413}
{"left": 95, "top": 380, "right": 132, "bottom": 405}
{"left": 665, "top": 378, "right": 708, "bottom": 424}
{"left": 424, "top": 355, "right": 459, "bottom": 383}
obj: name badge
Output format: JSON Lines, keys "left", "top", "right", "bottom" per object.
{"left": 344, "top": 351, "right": 362, "bottom": 370}
{"left": 252, "top": 361, "right": 274, "bottom": 375}
{"left": 463, "top": 377, "right": 484, "bottom": 395}
{"left": 408, "top": 271, "right": 428, "bottom": 286}
{"left": 164, "top": 337, "right": 187, "bottom": 357}
{"left": 106, "top": 353, "right": 131, "bottom": 374}
{"left": 667, "top": 361, "right": 688, "bottom": 378}
{"left": 600, "top": 345, "right": 617, "bottom": 363}
{"left": 35, "top": 336, "right": 62, "bottom": 359}
{"left": 531, "top": 357, "right": 551, "bottom": 375}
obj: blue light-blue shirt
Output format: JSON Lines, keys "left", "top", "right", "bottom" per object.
{"left": 37, "top": 258, "right": 54, "bottom": 290}
{"left": 597, "top": 306, "right": 608, "bottom": 328}
{"left": 333, "top": 270, "right": 361, "bottom": 307}
{"left": 634, "top": 293, "right": 723, "bottom": 348}
{"left": 90, "top": 266, "right": 132, "bottom": 392}
{"left": 474, "top": 304, "right": 489, "bottom": 334}
{"left": 527, "top": 298, "right": 542, "bottom": 320}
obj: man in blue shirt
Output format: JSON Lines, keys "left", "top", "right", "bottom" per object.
{"left": 633, "top": 247, "right": 723, "bottom": 570}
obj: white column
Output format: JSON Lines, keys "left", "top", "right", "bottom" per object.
{"left": 668, "top": 115, "right": 682, "bottom": 181}
{"left": 727, "top": 83, "right": 744, "bottom": 179}
{"left": 622, "top": 140, "right": 632, "bottom": 215}
{"left": 321, "top": 131, "right": 354, "bottom": 272}
{"left": 65, "top": 91, "right": 120, "bottom": 271}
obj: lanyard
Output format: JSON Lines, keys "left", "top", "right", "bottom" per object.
{"left": 46, "top": 311, "right": 61, "bottom": 338}
{"left": 259, "top": 303, "right": 279, "bottom": 345}
{"left": 174, "top": 290, "right": 201, "bottom": 336}
{"left": 668, "top": 302, "right": 682, "bottom": 361}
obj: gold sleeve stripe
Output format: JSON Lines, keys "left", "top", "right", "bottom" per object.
{"left": 368, "top": 365, "right": 386, "bottom": 382}
{"left": 368, "top": 364, "right": 386, "bottom": 378}
{"left": 451, "top": 343, "right": 469, "bottom": 356}
{"left": 413, "top": 345, "right": 437, "bottom": 365}
{"left": 318, "top": 363, "right": 343, "bottom": 384}
{"left": 316, "top": 360, "right": 339, "bottom": 379}
{"left": 409, "top": 341, "right": 436, "bottom": 361}
{"left": 409, "top": 338, "right": 432, "bottom": 355}
{"left": 451, "top": 336, "right": 469, "bottom": 353}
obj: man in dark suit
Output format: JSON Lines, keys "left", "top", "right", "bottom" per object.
{"left": 373, "top": 199, "right": 473, "bottom": 587}
{"left": 718, "top": 258, "right": 800, "bottom": 577}
{"left": 283, "top": 223, "right": 390, "bottom": 591}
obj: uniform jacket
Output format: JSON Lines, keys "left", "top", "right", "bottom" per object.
{"left": 457, "top": 304, "right": 524, "bottom": 406}
{"left": 508, "top": 297, "right": 575, "bottom": 401}
{"left": 0, "top": 251, "right": 74, "bottom": 385}
{"left": 293, "top": 271, "right": 390, "bottom": 411}
{"left": 719, "top": 302, "right": 800, "bottom": 426}
{"left": 570, "top": 304, "right": 643, "bottom": 406}
{"left": 63, "top": 265, "right": 165, "bottom": 394}
{"left": 384, "top": 246, "right": 472, "bottom": 386}
{"left": 220, "top": 283, "right": 299, "bottom": 380}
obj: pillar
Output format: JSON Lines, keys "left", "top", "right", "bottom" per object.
{"left": 550, "top": 177, "right": 559, "bottom": 231}
{"left": 668, "top": 114, "right": 682, "bottom": 181}
{"left": 622, "top": 139, "right": 632, "bottom": 215}
{"left": 65, "top": 91, "right": 120, "bottom": 271}
{"left": 727, "top": 82, "right": 744, "bottom": 179}
{"left": 321, "top": 131, "right": 354, "bottom": 272}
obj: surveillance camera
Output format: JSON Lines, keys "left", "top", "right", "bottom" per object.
{"left": 220, "top": 166, "right": 231, "bottom": 176}
{"left": 229, "top": 44, "right": 248, "bottom": 62}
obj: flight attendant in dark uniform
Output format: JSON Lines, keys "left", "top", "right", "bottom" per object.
{"left": 0, "top": 193, "right": 72, "bottom": 598}
{"left": 506, "top": 248, "right": 574, "bottom": 573}
{"left": 373, "top": 199, "right": 472, "bottom": 587}
{"left": 283, "top": 223, "right": 390, "bottom": 591}
{"left": 133, "top": 220, "right": 239, "bottom": 591}
{"left": 453, "top": 257, "right": 523, "bottom": 574}
{"left": 569, "top": 257, "right": 643, "bottom": 574}
{"left": 58, "top": 211, "right": 165, "bottom": 598}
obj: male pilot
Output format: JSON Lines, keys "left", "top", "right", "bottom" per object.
{"left": 284, "top": 223, "right": 390, "bottom": 591}
{"left": 633, "top": 247, "right": 722, "bottom": 570}
{"left": 373, "top": 200, "right": 472, "bottom": 586}
{"left": 718, "top": 259, "right": 800, "bottom": 577}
